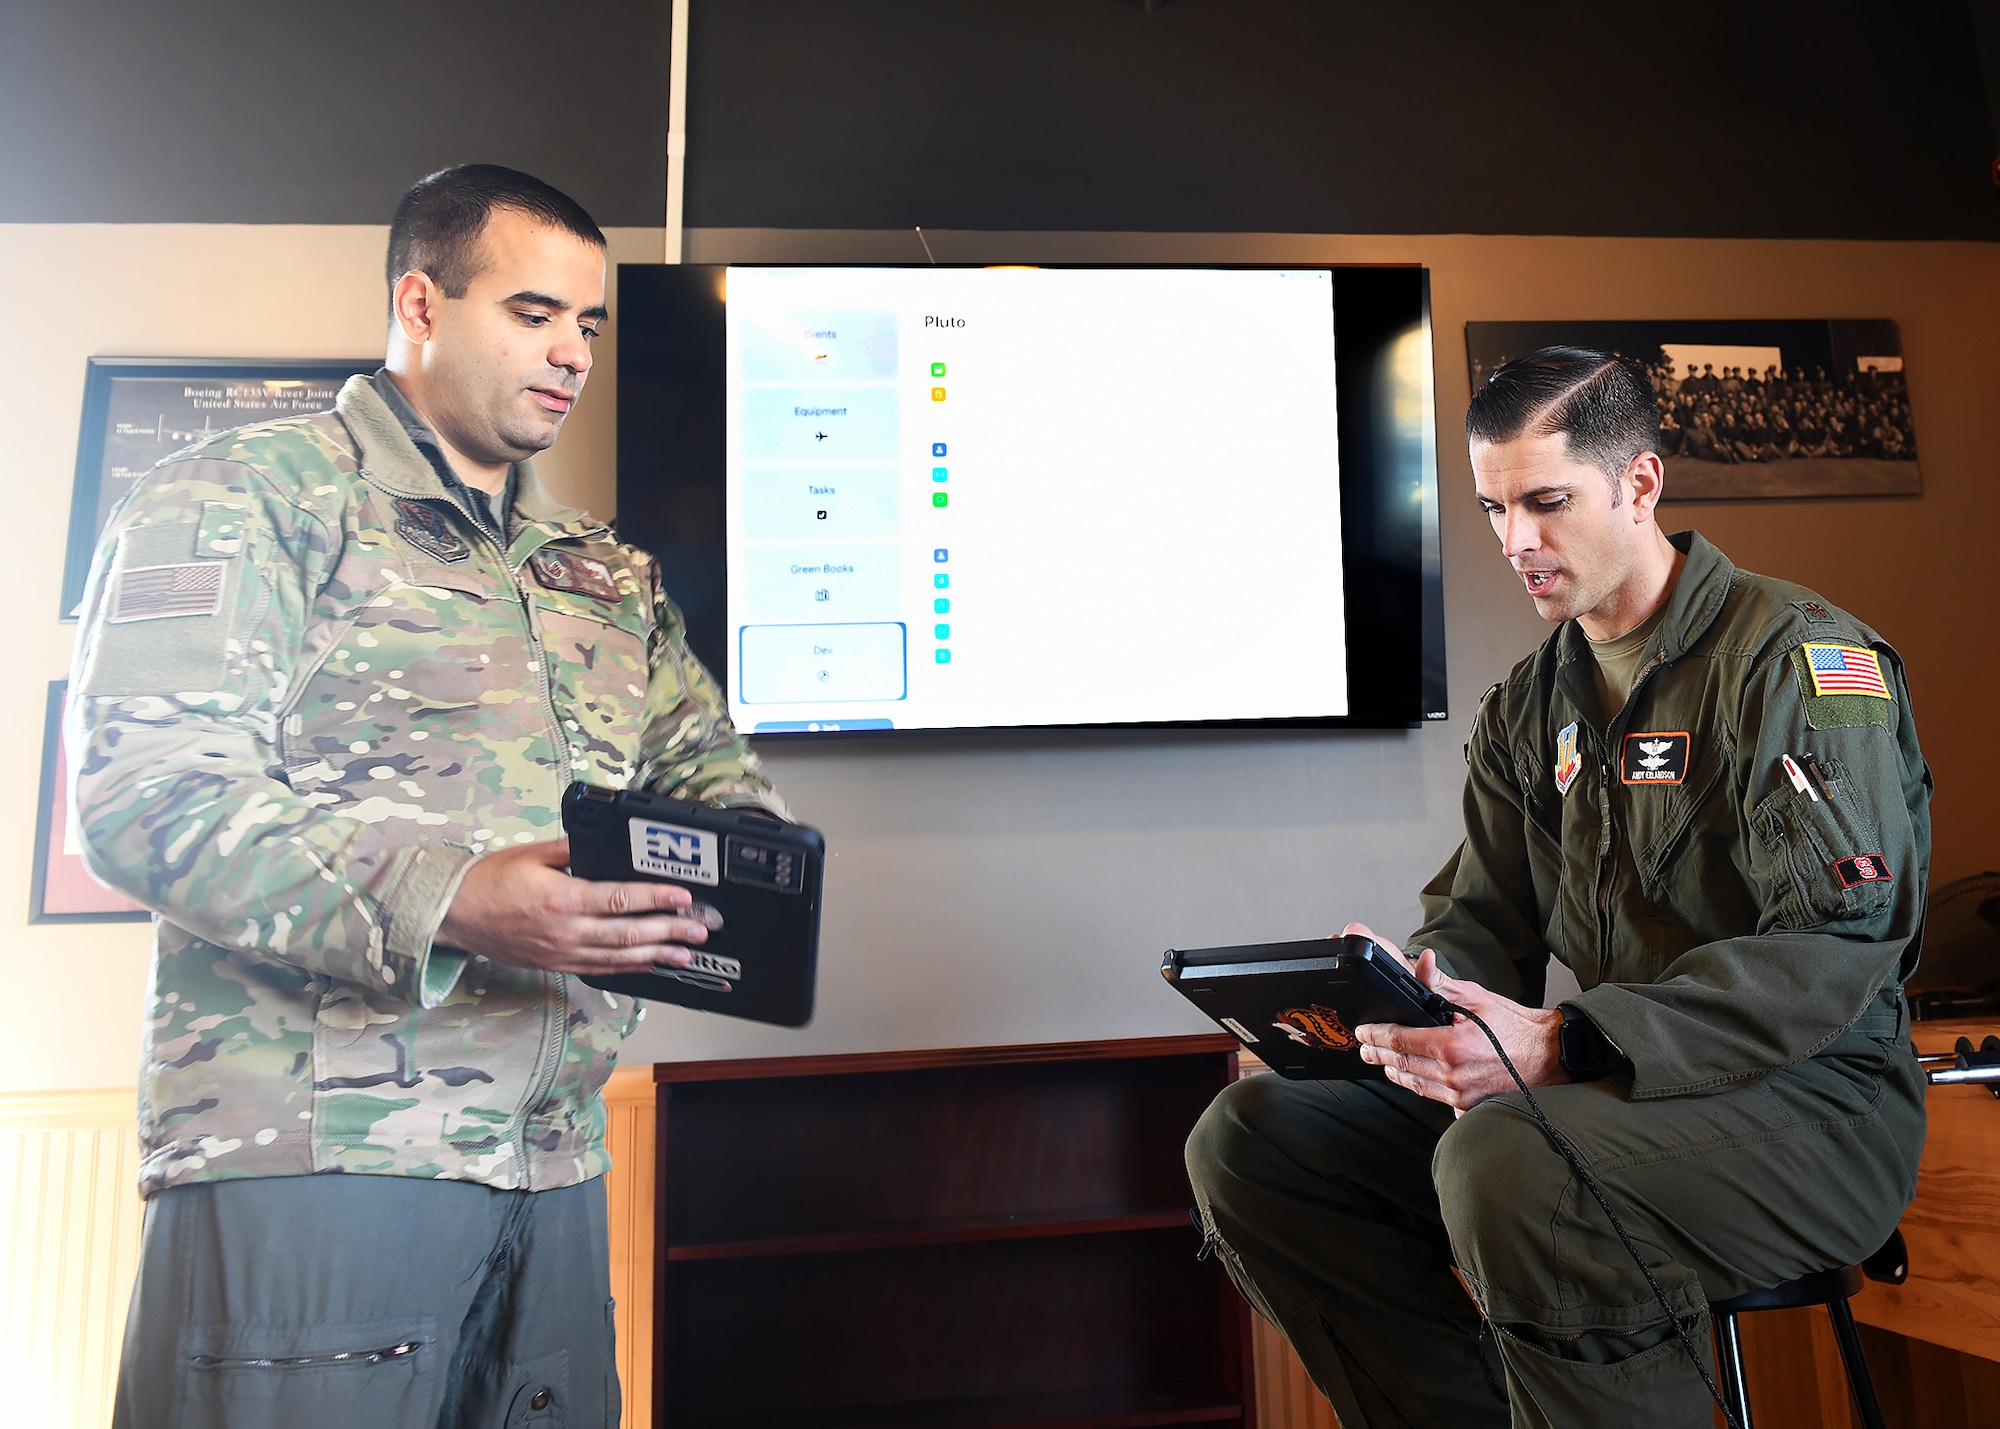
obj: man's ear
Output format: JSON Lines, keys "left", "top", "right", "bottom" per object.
{"left": 1626, "top": 451, "right": 1667, "bottom": 520}
{"left": 391, "top": 270, "right": 443, "bottom": 345}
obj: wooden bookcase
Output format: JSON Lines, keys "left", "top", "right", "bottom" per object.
{"left": 652, "top": 1035, "right": 1255, "bottom": 1429}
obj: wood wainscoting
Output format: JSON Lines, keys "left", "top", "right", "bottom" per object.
{"left": 0, "top": 1088, "right": 145, "bottom": 1429}
{"left": 0, "top": 1073, "right": 658, "bottom": 1429}
{"left": 602, "top": 1063, "right": 657, "bottom": 1429}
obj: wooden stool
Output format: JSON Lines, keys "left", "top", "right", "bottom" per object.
{"left": 1710, "top": 1263, "right": 1887, "bottom": 1429}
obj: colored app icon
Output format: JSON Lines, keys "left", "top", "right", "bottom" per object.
{"left": 930, "top": 362, "right": 946, "bottom": 377}
{"left": 933, "top": 467, "right": 948, "bottom": 482}
{"left": 934, "top": 624, "right": 950, "bottom": 639}
{"left": 936, "top": 649, "right": 951, "bottom": 664}
{"left": 931, "top": 387, "right": 946, "bottom": 402}
{"left": 934, "top": 598, "right": 950, "bottom": 613}
{"left": 932, "top": 493, "right": 948, "bottom": 507}
{"left": 932, "top": 442, "right": 946, "bottom": 456}
{"left": 934, "top": 574, "right": 949, "bottom": 588}
{"left": 933, "top": 548, "right": 948, "bottom": 562}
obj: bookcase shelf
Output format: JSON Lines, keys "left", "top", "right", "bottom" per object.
{"left": 664, "top": 1206, "right": 1196, "bottom": 1262}
{"left": 652, "top": 1036, "right": 1254, "bottom": 1429}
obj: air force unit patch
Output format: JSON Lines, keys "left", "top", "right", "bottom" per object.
{"left": 393, "top": 498, "right": 470, "bottom": 564}
{"left": 1554, "top": 721, "right": 1582, "bottom": 796}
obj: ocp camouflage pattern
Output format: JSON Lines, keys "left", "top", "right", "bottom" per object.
{"left": 68, "top": 376, "right": 784, "bottom": 1196}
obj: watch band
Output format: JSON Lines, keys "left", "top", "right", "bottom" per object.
{"left": 1558, "top": 1004, "right": 1610, "bottom": 1082}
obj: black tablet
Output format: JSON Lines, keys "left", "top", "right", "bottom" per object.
{"left": 1161, "top": 933, "right": 1453, "bottom": 1079}
{"left": 562, "top": 783, "right": 824, "bottom": 1028}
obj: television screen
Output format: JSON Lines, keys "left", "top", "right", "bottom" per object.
{"left": 616, "top": 263, "right": 1443, "bottom": 734}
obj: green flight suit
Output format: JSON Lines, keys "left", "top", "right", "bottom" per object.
{"left": 1186, "top": 531, "right": 1930, "bottom": 1427}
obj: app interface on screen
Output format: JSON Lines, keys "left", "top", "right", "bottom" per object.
{"left": 724, "top": 266, "right": 1348, "bottom": 731}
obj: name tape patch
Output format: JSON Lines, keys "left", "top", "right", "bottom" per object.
{"left": 1834, "top": 853, "right": 1894, "bottom": 889}
{"left": 108, "top": 561, "right": 225, "bottom": 624}
{"left": 629, "top": 818, "right": 720, "bottom": 887}
{"left": 529, "top": 550, "right": 620, "bottom": 603}
{"left": 1621, "top": 731, "right": 1690, "bottom": 785}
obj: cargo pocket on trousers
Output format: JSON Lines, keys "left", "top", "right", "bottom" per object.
{"left": 175, "top": 1318, "right": 438, "bottom": 1429}
{"left": 504, "top": 1349, "right": 570, "bottom": 1428}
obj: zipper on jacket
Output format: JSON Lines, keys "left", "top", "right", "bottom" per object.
{"left": 1595, "top": 754, "right": 1616, "bottom": 979}
{"left": 190, "top": 1341, "right": 420, "bottom": 1371}
{"left": 1592, "top": 651, "right": 1672, "bottom": 981}
{"left": 498, "top": 531, "right": 581, "bottom": 793}
{"left": 492, "top": 529, "right": 581, "bottom": 1190}
{"left": 439, "top": 505, "right": 583, "bottom": 1190}
{"left": 513, "top": 971, "right": 567, "bottom": 1187}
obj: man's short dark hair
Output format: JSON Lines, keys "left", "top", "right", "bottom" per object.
{"left": 387, "top": 165, "right": 606, "bottom": 299}
{"left": 1466, "top": 345, "right": 1662, "bottom": 497}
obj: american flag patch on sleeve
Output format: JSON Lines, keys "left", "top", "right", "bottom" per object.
{"left": 1803, "top": 643, "right": 1892, "bottom": 700}
{"left": 108, "top": 561, "right": 226, "bottom": 624}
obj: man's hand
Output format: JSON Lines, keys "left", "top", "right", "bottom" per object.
{"left": 435, "top": 838, "right": 715, "bottom": 975}
{"left": 1343, "top": 922, "right": 1566, "bottom": 1112}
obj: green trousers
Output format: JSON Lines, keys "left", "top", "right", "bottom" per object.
{"left": 1184, "top": 1018, "right": 1923, "bottom": 1428}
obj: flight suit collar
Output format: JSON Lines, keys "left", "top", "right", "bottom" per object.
{"left": 1553, "top": 530, "right": 1733, "bottom": 732}
{"left": 334, "top": 375, "right": 603, "bottom": 540}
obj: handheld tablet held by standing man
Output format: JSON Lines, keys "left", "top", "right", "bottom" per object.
{"left": 70, "top": 165, "right": 787, "bottom": 1429}
{"left": 1185, "top": 347, "right": 1931, "bottom": 1428}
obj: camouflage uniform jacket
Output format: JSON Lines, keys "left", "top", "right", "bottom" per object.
{"left": 68, "top": 375, "right": 782, "bottom": 1196}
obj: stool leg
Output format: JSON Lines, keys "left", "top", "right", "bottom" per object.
{"left": 1713, "top": 1309, "right": 1754, "bottom": 1429}
{"left": 1825, "top": 1299, "right": 1888, "bottom": 1429}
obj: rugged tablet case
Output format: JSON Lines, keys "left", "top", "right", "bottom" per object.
{"left": 1161, "top": 934, "right": 1451, "bottom": 1080}
{"left": 562, "top": 782, "right": 824, "bottom": 1028}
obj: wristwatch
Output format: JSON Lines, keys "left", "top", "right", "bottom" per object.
{"left": 1557, "top": 1004, "right": 1613, "bottom": 1082}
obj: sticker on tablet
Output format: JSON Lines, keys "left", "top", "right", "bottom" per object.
{"left": 629, "top": 818, "right": 720, "bottom": 886}
{"left": 686, "top": 950, "right": 742, "bottom": 980}
{"left": 1273, "top": 1005, "right": 1357, "bottom": 1051}
{"left": 651, "top": 967, "right": 732, "bottom": 992}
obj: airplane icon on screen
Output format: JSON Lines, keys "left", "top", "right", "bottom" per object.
{"left": 814, "top": 431, "right": 829, "bottom": 442}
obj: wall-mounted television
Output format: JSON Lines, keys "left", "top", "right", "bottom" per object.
{"left": 615, "top": 263, "right": 1444, "bottom": 735}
